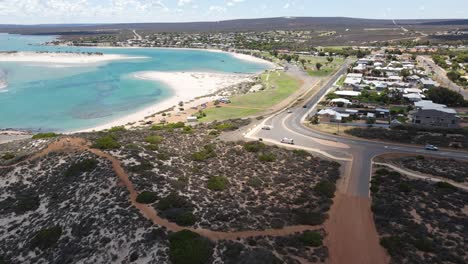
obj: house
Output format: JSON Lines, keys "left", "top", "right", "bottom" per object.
{"left": 317, "top": 109, "right": 348, "bottom": 123}
{"left": 334, "top": 91, "right": 361, "bottom": 97}
{"left": 409, "top": 100, "right": 460, "bottom": 128}
{"left": 344, "top": 73, "right": 363, "bottom": 87}
{"left": 419, "top": 78, "right": 439, "bottom": 89}
{"left": 330, "top": 98, "right": 351, "bottom": 106}
{"left": 407, "top": 75, "right": 421, "bottom": 83}
{"left": 187, "top": 116, "right": 198, "bottom": 122}
{"left": 403, "top": 93, "right": 425, "bottom": 102}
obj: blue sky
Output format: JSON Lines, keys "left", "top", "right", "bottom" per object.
{"left": 0, "top": 0, "right": 467, "bottom": 24}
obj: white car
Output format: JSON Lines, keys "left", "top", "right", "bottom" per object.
{"left": 281, "top": 138, "right": 294, "bottom": 144}
{"left": 287, "top": 109, "right": 292, "bottom": 113}
{"left": 425, "top": 144, "right": 438, "bottom": 151}
{"left": 262, "top": 125, "right": 272, "bottom": 130}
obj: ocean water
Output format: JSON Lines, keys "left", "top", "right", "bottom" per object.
{"left": 0, "top": 33, "right": 270, "bottom": 132}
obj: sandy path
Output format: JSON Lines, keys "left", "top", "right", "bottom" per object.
{"left": 324, "top": 192, "right": 390, "bottom": 264}
{"left": 2, "top": 137, "right": 323, "bottom": 242}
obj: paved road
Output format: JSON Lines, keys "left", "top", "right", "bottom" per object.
{"left": 248, "top": 65, "right": 468, "bottom": 197}
{"left": 417, "top": 56, "right": 468, "bottom": 100}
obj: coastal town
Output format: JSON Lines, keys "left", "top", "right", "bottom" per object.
{"left": 0, "top": 9, "right": 468, "bottom": 264}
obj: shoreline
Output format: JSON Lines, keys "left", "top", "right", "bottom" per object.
{"left": 0, "top": 51, "right": 148, "bottom": 64}
{"left": 51, "top": 44, "right": 276, "bottom": 68}
{"left": 73, "top": 70, "right": 261, "bottom": 133}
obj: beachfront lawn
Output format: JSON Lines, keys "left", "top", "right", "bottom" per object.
{"left": 200, "top": 71, "right": 300, "bottom": 122}
{"left": 302, "top": 56, "right": 344, "bottom": 77}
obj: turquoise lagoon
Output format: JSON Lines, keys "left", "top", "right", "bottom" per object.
{"left": 0, "top": 34, "right": 270, "bottom": 132}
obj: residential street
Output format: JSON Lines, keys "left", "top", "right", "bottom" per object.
{"left": 244, "top": 64, "right": 468, "bottom": 264}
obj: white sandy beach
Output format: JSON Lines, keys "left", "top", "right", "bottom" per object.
{"left": 0, "top": 52, "right": 147, "bottom": 64}
{"left": 76, "top": 71, "right": 257, "bottom": 132}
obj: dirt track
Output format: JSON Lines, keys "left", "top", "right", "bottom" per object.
{"left": 3, "top": 137, "right": 323, "bottom": 243}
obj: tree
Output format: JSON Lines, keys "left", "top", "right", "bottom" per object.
{"left": 299, "top": 58, "right": 306, "bottom": 66}
{"left": 427, "top": 87, "right": 465, "bottom": 107}
{"left": 371, "top": 69, "right": 382, "bottom": 77}
{"left": 400, "top": 69, "right": 411, "bottom": 78}
{"left": 447, "top": 71, "right": 461, "bottom": 82}
{"left": 316, "top": 62, "right": 323, "bottom": 71}
{"left": 327, "top": 57, "right": 334, "bottom": 63}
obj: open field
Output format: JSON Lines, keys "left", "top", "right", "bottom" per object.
{"left": 200, "top": 71, "right": 301, "bottom": 122}
{"left": 303, "top": 56, "right": 344, "bottom": 77}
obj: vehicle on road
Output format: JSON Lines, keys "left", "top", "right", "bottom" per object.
{"left": 280, "top": 138, "right": 294, "bottom": 144}
{"left": 287, "top": 109, "right": 292, "bottom": 113}
{"left": 303, "top": 105, "right": 308, "bottom": 108}
{"left": 262, "top": 125, "right": 272, "bottom": 130}
{"left": 425, "top": 144, "right": 439, "bottom": 151}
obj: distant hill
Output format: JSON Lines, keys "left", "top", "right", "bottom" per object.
{"left": 1, "top": 17, "right": 468, "bottom": 35}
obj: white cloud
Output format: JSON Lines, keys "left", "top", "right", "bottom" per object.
{"left": 283, "top": 3, "right": 290, "bottom": 9}
{"left": 177, "top": 0, "right": 193, "bottom": 7}
{"left": 208, "top": 5, "right": 227, "bottom": 14}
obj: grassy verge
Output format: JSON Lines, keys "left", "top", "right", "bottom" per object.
{"left": 200, "top": 71, "right": 301, "bottom": 122}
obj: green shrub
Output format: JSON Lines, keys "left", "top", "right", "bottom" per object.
{"left": 30, "top": 226, "right": 62, "bottom": 250}
{"left": 380, "top": 236, "right": 404, "bottom": 256}
{"left": 136, "top": 191, "right": 158, "bottom": 204}
{"left": 214, "top": 123, "right": 235, "bottom": 131}
{"left": 93, "top": 134, "right": 120, "bottom": 149}
{"left": 182, "top": 126, "right": 193, "bottom": 134}
{"left": 16, "top": 194, "right": 40, "bottom": 213}
{"left": 166, "top": 122, "right": 186, "bottom": 129}
{"left": 247, "top": 177, "right": 263, "bottom": 188}
{"left": 128, "top": 161, "right": 154, "bottom": 173}
{"left": 435, "top": 181, "right": 456, "bottom": 190}
{"left": 145, "top": 144, "right": 159, "bottom": 151}
{"left": 145, "top": 135, "right": 163, "bottom": 144}
{"left": 207, "top": 176, "right": 229, "bottom": 191}
{"left": 169, "top": 230, "right": 213, "bottom": 264}
{"left": 258, "top": 152, "right": 276, "bottom": 162}
{"left": 293, "top": 149, "right": 309, "bottom": 157}
{"left": 398, "top": 183, "right": 412, "bottom": 193}
{"left": 191, "top": 144, "right": 216, "bottom": 161}
{"left": 175, "top": 212, "right": 197, "bottom": 226}
{"left": 108, "top": 126, "right": 126, "bottom": 132}
{"left": 157, "top": 152, "right": 170, "bottom": 161}
{"left": 413, "top": 238, "right": 434, "bottom": 252}
{"left": 65, "top": 159, "right": 98, "bottom": 177}
{"left": 157, "top": 193, "right": 190, "bottom": 211}
{"left": 314, "top": 180, "right": 336, "bottom": 198}
{"left": 375, "top": 168, "right": 389, "bottom": 176}
{"left": 151, "top": 125, "right": 165, "bottom": 130}
{"left": 244, "top": 141, "right": 265, "bottom": 153}
{"left": 1, "top": 153, "right": 15, "bottom": 160}
{"left": 32, "top": 132, "right": 59, "bottom": 139}
{"left": 296, "top": 211, "right": 325, "bottom": 225}
{"left": 416, "top": 155, "right": 425, "bottom": 160}
{"left": 299, "top": 231, "right": 323, "bottom": 247}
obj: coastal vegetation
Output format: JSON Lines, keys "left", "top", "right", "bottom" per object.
{"left": 200, "top": 71, "right": 300, "bottom": 122}
{"left": 32, "top": 132, "right": 59, "bottom": 139}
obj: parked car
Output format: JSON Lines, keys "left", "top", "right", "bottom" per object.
{"left": 303, "top": 105, "right": 308, "bottom": 108}
{"left": 262, "top": 125, "right": 272, "bottom": 130}
{"left": 287, "top": 109, "right": 292, "bottom": 113}
{"left": 425, "top": 144, "right": 439, "bottom": 151}
{"left": 280, "top": 138, "right": 294, "bottom": 144}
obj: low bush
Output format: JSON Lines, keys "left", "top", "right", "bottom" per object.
{"left": 207, "top": 176, "right": 229, "bottom": 191}
{"left": 136, "top": 191, "right": 158, "bottom": 204}
{"left": 93, "top": 134, "right": 120, "bottom": 149}
{"left": 166, "top": 122, "right": 186, "bottom": 129}
{"left": 182, "top": 126, "right": 193, "bottom": 134}
{"left": 296, "top": 211, "right": 325, "bottom": 225}
{"left": 32, "top": 132, "right": 59, "bottom": 139}
{"left": 191, "top": 144, "right": 216, "bottom": 161}
{"left": 214, "top": 123, "right": 235, "bottom": 131}
{"left": 157, "top": 152, "right": 170, "bottom": 161}
{"left": 65, "top": 159, "right": 98, "bottom": 177}
{"left": 380, "top": 236, "right": 404, "bottom": 256}
{"left": 145, "top": 144, "right": 159, "bottom": 151}
{"left": 299, "top": 231, "right": 323, "bottom": 247}
{"left": 157, "top": 193, "right": 191, "bottom": 211}
{"left": 128, "top": 161, "right": 154, "bottom": 173}
{"left": 108, "top": 126, "right": 126, "bottom": 132}
{"left": 175, "top": 212, "right": 197, "bottom": 226}
{"left": 30, "top": 226, "right": 62, "bottom": 250}
{"left": 435, "top": 181, "right": 456, "bottom": 190}
{"left": 1, "top": 153, "right": 15, "bottom": 160}
{"left": 169, "top": 230, "right": 213, "bottom": 264}
{"left": 258, "top": 152, "right": 276, "bottom": 162}
{"left": 243, "top": 141, "right": 265, "bottom": 153}
{"left": 247, "top": 177, "right": 263, "bottom": 188}
{"left": 16, "top": 194, "right": 40, "bottom": 213}
{"left": 293, "top": 149, "right": 309, "bottom": 157}
{"left": 314, "top": 180, "right": 336, "bottom": 198}
{"left": 145, "top": 135, "right": 163, "bottom": 144}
